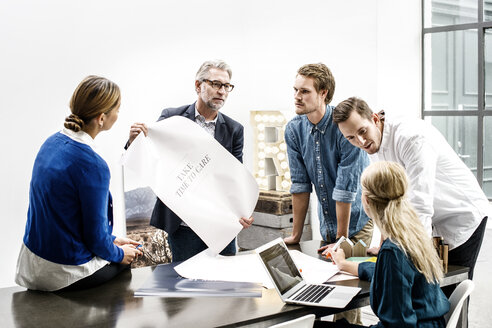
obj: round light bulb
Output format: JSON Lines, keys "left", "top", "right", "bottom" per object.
{"left": 279, "top": 143, "right": 287, "bottom": 151}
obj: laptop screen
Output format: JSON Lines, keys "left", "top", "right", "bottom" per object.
{"left": 258, "top": 243, "right": 303, "bottom": 294}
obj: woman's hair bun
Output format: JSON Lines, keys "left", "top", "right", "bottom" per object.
{"left": 64, "top": 113, "right": 85, "bottom": 132}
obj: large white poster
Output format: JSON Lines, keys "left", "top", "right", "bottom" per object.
{"left": 122, "top": 116, "right": 259, "bottom": 254}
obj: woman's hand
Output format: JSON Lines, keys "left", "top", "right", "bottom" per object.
{"left": 120, "top": 244, "right": 143, "bottom": 265}
{"left": 328, "top": 248, "right": 360, "bottom": 276}
{"left": 114, "top": 236, "right": 140, "bottom": 247}
{"left": 329, "top": 248, "right": 347, "bottom": 266}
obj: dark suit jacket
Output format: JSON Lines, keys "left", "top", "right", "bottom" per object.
{"left": 149, "top": 103, "right": 244, "bottom": 234}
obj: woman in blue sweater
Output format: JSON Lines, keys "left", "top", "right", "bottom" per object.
{"left": 328, "top": 161, "right": 450, "bottom": 327}
{"left": 16, "top": 76, "right": 142, "bottom": 291}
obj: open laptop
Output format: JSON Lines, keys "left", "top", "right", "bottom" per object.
{"left": 256, "top": 238, "right": 361, "bottom": 308}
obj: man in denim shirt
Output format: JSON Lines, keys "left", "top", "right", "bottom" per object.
{"left": 283, "top": 63, "right": 373, "bottom": 255}
{"left": 283, "top": 64, "right": 372, "bottom": 325}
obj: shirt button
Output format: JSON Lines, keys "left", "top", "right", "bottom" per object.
{"left": 324, "top": 211, "right": 327, "bottom": 214}
{"left": 323, "top": 198, "right": 326, "bottom": 201}
{"left": 320, "top": 184, "right": 324, "bottom": 188}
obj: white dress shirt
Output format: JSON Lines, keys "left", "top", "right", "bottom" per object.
{"left": 370, "top": 115, "right": 490, "bottom": 250}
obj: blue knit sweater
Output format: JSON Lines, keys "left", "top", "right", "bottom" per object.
{"left": 23, "top": 132, "right": 123, "bottom": 265}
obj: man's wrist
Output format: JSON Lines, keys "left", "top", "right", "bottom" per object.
{"left": 291, "top": 232, "right": 302, "bottom": 241}
{"left": 335, "top": 234, "right": 348, "bottom": 241}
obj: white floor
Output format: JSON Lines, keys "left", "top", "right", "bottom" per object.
{"left": 468, "top": 226, "right": 492, "bottom": 328}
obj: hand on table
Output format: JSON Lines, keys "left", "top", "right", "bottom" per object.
{"left": 318, "top": 243, "right": 337, "bottom": 257}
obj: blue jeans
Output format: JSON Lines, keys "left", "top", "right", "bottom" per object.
{"left": 167, "top": 225, "right": 236, "bottom": 262}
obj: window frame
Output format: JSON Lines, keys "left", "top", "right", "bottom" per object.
{"left": 422, "top": 0, "right": 492, "bottom": 200}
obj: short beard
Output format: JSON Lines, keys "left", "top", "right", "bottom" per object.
{"left": 206, "top": 100, "right": 223, "bottom": 111}
{"left": 295, "top": 106, "right": 316, "bottom": 115}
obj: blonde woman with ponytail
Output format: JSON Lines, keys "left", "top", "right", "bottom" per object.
{"left": 15, "top": 76, "right": 142, "bottom": 291}
{"left": 328, "top": 161, "right": 450, "bottom": 328}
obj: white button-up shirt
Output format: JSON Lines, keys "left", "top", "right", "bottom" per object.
{"left": 195, "top": 109, "right": 217, "bottom": 137}
{"left": 370, "top": 115, "right": 490, "bottom": 250}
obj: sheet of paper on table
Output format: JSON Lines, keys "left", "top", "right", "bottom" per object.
{"left": 175, "top": 248, "right": 341, "bottom": 289}
{"left": 289, "top": 250, "right": 339, "bottom": 284}
{"left": 175, "top": 249, "right": 274, "bottom": 289}
{"left": 121, "top": 116, "right": 259, "bottom": 255}
{"left": 327, "top": 272, "right": 359, "bottom": 282}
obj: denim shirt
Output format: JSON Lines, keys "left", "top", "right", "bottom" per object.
{"left": 284, "top": 105, "right": 370, "bottom": 241}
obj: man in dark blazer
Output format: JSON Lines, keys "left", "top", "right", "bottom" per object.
{"left": 126, "top": 60, "right": 254, "bottom": 262}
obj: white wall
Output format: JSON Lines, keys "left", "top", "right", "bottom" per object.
{"left": 0, "top": 0, "right": 421, "bottom": 288}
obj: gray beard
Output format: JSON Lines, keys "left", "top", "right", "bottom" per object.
{"left": 206, "top": 101, "right": 222, "bottom": 111}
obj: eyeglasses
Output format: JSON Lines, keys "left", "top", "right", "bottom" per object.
{"left": 201, "top": 79, "right": 234, "bottom": 92}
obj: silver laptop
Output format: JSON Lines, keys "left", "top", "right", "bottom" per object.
{"left": 256, "top": 238, "right": 361, "bottom": 308}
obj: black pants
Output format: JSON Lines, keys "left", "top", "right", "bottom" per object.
{"left": 62, "top": 262, "right": 129, "bottom": 291}
{"left": 448, "top": 216, "right": 488, "bottom": 281}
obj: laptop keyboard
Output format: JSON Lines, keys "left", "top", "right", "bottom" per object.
{"left": 292, "top": 284, "right": 335, "bottom": 303}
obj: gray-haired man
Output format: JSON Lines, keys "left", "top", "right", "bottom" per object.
{"left": 126, "top": 60, "right": 253, "bottom": 261}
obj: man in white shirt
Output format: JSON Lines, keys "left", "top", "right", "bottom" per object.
{"left": 332, "top": 97, "right": 489, "bottom": 280}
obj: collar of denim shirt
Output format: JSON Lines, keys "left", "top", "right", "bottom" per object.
{"left": 309, "top": 105, "right": 333, "bottom": 135}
